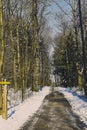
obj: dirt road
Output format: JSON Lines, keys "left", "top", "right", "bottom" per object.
{"left": 19, "top": 91, "right": 87, "bottom": 130}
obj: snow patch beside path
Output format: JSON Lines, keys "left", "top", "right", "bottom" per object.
{"left": 58, "top": 87, "right": 87, "bottom": 126}
{"left": 0, "top": 86, "right": 50, "bottom": 130}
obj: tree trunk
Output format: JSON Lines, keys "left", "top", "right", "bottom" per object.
{"left": 16, "top": 23, "right": 21, "bottom": 89}
{"left": 7, "top": 0, "right": 18, "bottom": 92}
{"left": 0, "top": 0, "right": 5, "bottom": 114}
{"left": 25, "top": 22, "right": 29, "bottom": 89}
{"left": 22, "top": 55, "right": 25, "bottom": 101}
{"left": 32, "top": 0, "right": 40, "bottom": 91}
{"left": 78, "top": 0, "right": 87, "bottom": 95}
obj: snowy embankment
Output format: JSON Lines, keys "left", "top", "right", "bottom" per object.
{"left": 0, "top": 86, "right": 50, "bottom": 130}
{"left": 58, "top": 87, "right": 87, "bottom": 126}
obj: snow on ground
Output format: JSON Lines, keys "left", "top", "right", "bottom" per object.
{"left": 1, "top": 86, "right": 87, "bottom": 130}
{"left": 0, "top": 86, "right": 50, "bottom": 130}
{"left": 57, "top": 87, "right": 87, "bottom": 126}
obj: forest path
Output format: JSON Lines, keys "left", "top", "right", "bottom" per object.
{"left": 19, "top": 91, "right": 87, "bottom": 130}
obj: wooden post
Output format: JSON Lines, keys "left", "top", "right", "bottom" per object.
{"left": 2, "top": 84, "right": 7, "bottom": 120}
{"left": 0, "top": 80, "right": 10, "bottom": 120}
{"left": 0, "top": 85, "right": 2, "bottom": 115}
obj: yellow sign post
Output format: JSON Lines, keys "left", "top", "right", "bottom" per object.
{"left": 0, "top": 81, "right": 10, "bottom": 120}
{"left": 0, "top": 82, "right": 10, "bottom": 85}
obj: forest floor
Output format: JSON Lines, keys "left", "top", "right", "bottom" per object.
{"left": 19, "top": 91, "right": 87, "bottom": 130}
